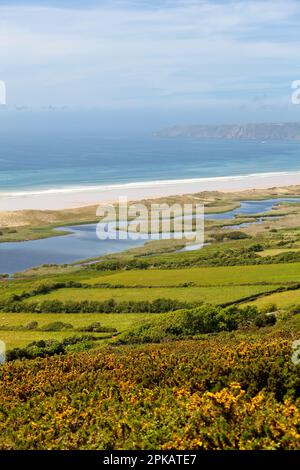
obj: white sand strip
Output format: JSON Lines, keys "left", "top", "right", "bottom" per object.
{"left": 1, "top": 171, "right": 300, "bottom": 211}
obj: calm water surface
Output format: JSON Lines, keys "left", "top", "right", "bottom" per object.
{"left": 1, "top": 197, "right": 300, "bottom": 274}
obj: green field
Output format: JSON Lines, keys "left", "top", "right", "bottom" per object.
{"left": 29, "top": 284, "right": 280, "bottom": 305}
{"left": 247, "top": 288, "right": 300, "bottom": 309}
{"left": 0, "top": 312, "right": 149, "bottom": 348}
{"left": 82, "top": 263, "right": 300, "bottom": 286}
{"left": 258, "top": 248, "right": 300, "bottom": 257}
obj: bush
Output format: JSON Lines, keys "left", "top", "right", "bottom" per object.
{"left": 118, "top": 304, "right": 262, "bottom": 344}
{"left": 254, "top": 313, "right": 277, "bottom": 328}
{"left": 286, "top": 304, "right": 300, "bottom": 315}
{"left": 0, "top": 298, "right": 193, "bottom": 314}
{"left": 1, "top": 336, "right": 299, "bottom": 449}
{"left": 41, "top": 322, "right": 73, "bottom": 331}
{"left": 248, "top": 243, "right": 264, "bottom": 252}
{"left": 24, "top": 321, "right": 38, "bottom": 330}
{"left": 6, "top": 335, "right": 98, "bottom": 361}
{"left": 260, "top": 303, "right": 277, "bottom": 314}
{"left": 212, "top": 231, "right": 249, "bottom": 242}
{"left": 79, "top": 322, "right": 117, "bottom": 333}
{"left": 6, "top": 340, "right": 65, "bottom": 361}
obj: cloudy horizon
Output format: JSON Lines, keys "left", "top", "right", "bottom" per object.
{"left": 0, "top": 0, "right": 300, "bottom": 129}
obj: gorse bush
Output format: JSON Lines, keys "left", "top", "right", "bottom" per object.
{"left": 0, "top": 336, "right": 299, "bottom": 449}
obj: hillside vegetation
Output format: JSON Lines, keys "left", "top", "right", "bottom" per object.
{"left": 1, "top": 190, "right": 300, "bottom": 450}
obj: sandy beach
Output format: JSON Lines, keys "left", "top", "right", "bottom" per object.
{"left": 1, "top": 171, "right": 300, "bottom": 212}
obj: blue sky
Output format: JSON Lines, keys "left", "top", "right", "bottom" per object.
{"left": 1, "top": 0, "right": 300, "bottom": 127}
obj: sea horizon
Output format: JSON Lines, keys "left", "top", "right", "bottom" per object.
{"left": 1, "top": 136, "right": 300, "bottom": 197}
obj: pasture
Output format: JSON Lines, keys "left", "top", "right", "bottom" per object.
{"left": 0, "top": 312, "right": 148, "bottom": 348}
{"left": 28, "top": 284, "right": 279, "bottom": 305}
{"left": 81, "top": 263, "right": 300, "bottom": 286}
{"left": 247, "top": 288, "right": 300, "bottom": 309}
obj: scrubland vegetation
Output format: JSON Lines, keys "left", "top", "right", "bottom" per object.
{"left": 1, "top": 189, "right": 300, "bottom": 450}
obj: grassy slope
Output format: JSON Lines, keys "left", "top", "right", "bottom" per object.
{"left": 247, "top": 288, "right": 300, "bottom": 309}
{"left": 82, "top": 263, "right": 300, "bottom": 286}
{"left": 30, "top": 284, "right": 280, "bottom": 304}
{"left": 0, "top": 312, "right": 148, "bottom": 348}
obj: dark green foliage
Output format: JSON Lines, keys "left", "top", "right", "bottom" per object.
{"left": 9, "top": 281, "right": 85, "bottom": 302}
{"left": 0, "top": 298, "right": 193, "bottom": 314}
{"left": 6, "top": 335, "right": 98, "bottom": 361}
{"left": 88, "top": 246, "right": 300, "bottom": 271}
{"left": 118, "top": 304, "right": 269, "bottom": 344}
{"left": 6, "top": 339, "right": 65, "bottom": 361}
{"left": 93, "top": 259, "right": 150, "bottom": 271}
{"left": 212, "top": 231, "right": 250, "bottom": 242}
{"left": 254, "top": 313, "right": 277, "bottom": 327}
{"left": 286, "top": 304, "right": 300, "bottom": 315}
{"left": 79, "top": 322, "right": 117, "bottom": 333}
{"left": 248, "top": 243, "right": 264, "bottom": 252}
{"left": 41, "top": 321, "right": 74, "bottom": 331}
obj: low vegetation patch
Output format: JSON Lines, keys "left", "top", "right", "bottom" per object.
{"left": 0, "top": 298, "right": 194, "bottom": 314}
{"left": 0, "top": 336, "right": 298, "bottom": 449}
{"left": 5, "top": 335, "right": 100, "bottom": 361}
{"left": 118, "top": 304, "right": 275, "bottom": 344}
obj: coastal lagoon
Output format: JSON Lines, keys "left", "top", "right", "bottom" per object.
{"left": 1, "top": 197, "right": 300, "bottom": 275}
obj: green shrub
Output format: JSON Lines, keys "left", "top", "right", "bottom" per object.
{"left": 41, "top": 321, "right": 73, "bottom": 331}
{"left": 6, "top": 335, "right": 98, "bottom": 361}
{"left": 1, "top": 298, "right": 193, "bottom": 314}
{"left": 213, "top": 231, "right": 249, "bottom": 242}
{"left": 118, "top": 304, "right": 261, "bottom": 344}
{"left": 6, "top": 340, "right": 65, "bottom": 361}
{"left": 254, "top": 313, "right": 276, "bottom": 328}
{"left": 286, "top": 304, "right": 300, "bottom": 315}
{"left": 260, "top": 303, "right": 277, "bottom": 314}
{"left": 24, "top": 321, "right": 38, "bottom": 330}
{"left": 79, "top": 322, "right": 117, "bottom": 333}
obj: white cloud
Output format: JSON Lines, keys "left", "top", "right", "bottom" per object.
{"left": 0, "top": 0, "right": 300, "bottom": 107}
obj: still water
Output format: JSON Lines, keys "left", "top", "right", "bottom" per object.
{"left": 0, "top": 197, "right": 299, "bottom": 275}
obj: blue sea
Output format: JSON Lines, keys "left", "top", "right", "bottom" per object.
{"left": 1, "top": 131, "right": 300, "bottom": 194}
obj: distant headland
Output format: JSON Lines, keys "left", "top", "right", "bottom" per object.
{"left": 156, "top": 122, "right": 300, "bottom": 140}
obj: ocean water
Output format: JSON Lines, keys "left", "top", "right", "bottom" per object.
{"left": 1, "top": 133, "right": 300, "bottom": 194}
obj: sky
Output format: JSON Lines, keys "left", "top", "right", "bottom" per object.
{"left": 0, "top": 0, "right": 300, "bottom": 130}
